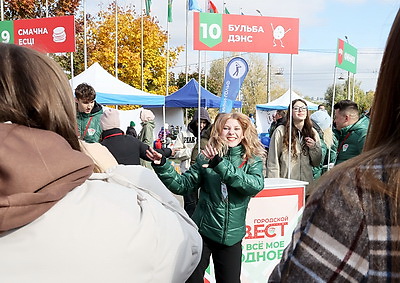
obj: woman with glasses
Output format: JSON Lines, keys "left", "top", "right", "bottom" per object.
{"left": 267, "top": 99, "right": 322, "bottom": 195}
{"left": 269, "top": 10, "right": 400, "bottom": 281}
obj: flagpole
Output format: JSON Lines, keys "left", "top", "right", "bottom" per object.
{"left": 198, "top": 4, "right": 203, "bottom": 150}
{"left": 267, "top": 53, "right": 271, "bottom": 102}
{"left": 141, "top": 0, "right": 144, "bottom": 90}
{"left": 83, "top": 0, "right": 87, "bottom": 69}
{"left": 287, "top": 54, "right": 294, "bottom": 179}
{"left": 203, "top": 0, "right": 208, "bottom": 91}
{"left": 326, "top": 66, "right": 338, "bottom": 172}
{"left": 204, "top": 52, "right": 207, "bottom": 89}
{"left": 70, "top": 52, "right": 74, "bottom": 85}
{"left": 165, "top": 20, "right": 170, "bottom": 148}
{"left": 1, "top": 0, "right": 4, "bottom": 21}
{"left": 223, "top": 2, "right": 228, "bottom": 90}
{"left": 185, "top": 0, "right": 189, "bottom": 127}
{"left": 185, "top": 0, "right": 189, "bottom": 84}
{"left": 197, "top": 50, "right": 201, "bottom": 153}
{"left": 166, "top": 26, "right": 170, "bottom": 97}
{"left": 115, "top": 0, "right": 118, "bottom": 78}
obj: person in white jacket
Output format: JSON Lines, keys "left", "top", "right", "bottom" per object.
{"left": 0, "top": 43, "right": 202, "bottom": 283}
{"left": 172, "top": 109, "right": 212, "bottom": 174}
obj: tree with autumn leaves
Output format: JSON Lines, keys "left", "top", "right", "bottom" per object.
{"left": 53, "top": 3, "right": 182, "bottom": 98}
{"left": 87, "top": 4, "right": 182, "bottom": 95}
{"left": 2, "top": 0, "right": 79, "bottom": 19}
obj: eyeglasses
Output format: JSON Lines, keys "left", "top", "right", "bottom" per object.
{"left": 293, "top": 106, "right": 308, "bottom": 112}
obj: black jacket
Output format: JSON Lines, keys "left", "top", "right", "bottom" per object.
{"left": 188, "top": 108, "right": 212, "bottom": 138}
{"left": 101, "top": 128, "right": 172, "bottom": 165}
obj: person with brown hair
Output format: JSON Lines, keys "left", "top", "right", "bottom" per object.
{"left": 267, "top": 99, "right": 322, "bottom": 190}
{"left": 269, "top": 9, "right": 400, "bottom": 282}
{"left": 147, "top": 112, "right": 266, "bottom": 283}
{"left": 75, "top": 82, "right": 103, "bottom": 143}
{"left": 333, "top": 99, "right": 369, "bottom": 165}
{"left": 268, "top": 109, "right": 286, "bottom": 137}
{"left": 0, "top": 43, "right": 201, "bottom": 282}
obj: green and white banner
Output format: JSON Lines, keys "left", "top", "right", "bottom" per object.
{"left": 336, "top": 38, "right": 357, "bottom": 74}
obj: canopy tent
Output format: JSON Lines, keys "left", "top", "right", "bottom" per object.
{"left": 165, "top": 78, "right": 242, "bottom": 108}
{"left": 70, "top": 62, "right": 165, "bottom": 106}
{"left": 256, "top": 90, "right": 319, "bottom": 135}
{"left": 256, "top": 90, "right": 319, "bottom": 111}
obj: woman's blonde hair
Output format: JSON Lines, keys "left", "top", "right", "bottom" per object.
{"left": 208, "top": 112, "right": 266, "bottom": 160}
{"left": 0, "top": 43, "right": 80, "bottom": 150}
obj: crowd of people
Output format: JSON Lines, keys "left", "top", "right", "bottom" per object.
{"left": 1, "top": 8, "right": 400, "bottom": 282}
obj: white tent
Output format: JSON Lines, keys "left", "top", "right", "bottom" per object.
{"left": 256, "top": 90, "right": 319, "bottom": 111}
{"left": 256, "top": 90, "right": 319, "bottom": 134}
{"left": 70, "top": 63, "right": 164, "bottom": 106}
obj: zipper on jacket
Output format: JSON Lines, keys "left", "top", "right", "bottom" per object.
{"left": 221, "top": 154, "right": 232, "bottom": 243}
{"left": 222, "top": 197, "right": 229, "bottom": 242}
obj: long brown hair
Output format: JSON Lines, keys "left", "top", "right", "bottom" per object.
{"left": 283, "top": 99, "right": 316, "bottom": 157}
{"left": 208, "top": 112, "right": 266, "bottom": 161}
{"left": 315, "top": 10, "right": 400, "bottom": 270}
{"left": 0, "top": 43, "right": 80, "bottom": 150}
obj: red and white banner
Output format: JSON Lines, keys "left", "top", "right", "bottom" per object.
{"left": 194, "top": 13, "right": 299, "bottom": 54}
{"left": 204, "top": 178, "right": 307, "bottom": 282}
{"left": 0, "top": 16, "right": 75, "bottom": 53}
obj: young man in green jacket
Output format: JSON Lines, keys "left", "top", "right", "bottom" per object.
{"left": 75, "top": 83, "right": 103, "bottom": 143}
{"left": 333, "top": 100, "right": 369, "bottom": 165}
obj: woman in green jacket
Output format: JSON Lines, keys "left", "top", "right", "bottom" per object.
{"left": 147, "top": 112, "right": 266, "bottom": 283}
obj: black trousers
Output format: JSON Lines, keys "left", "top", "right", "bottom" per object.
{"left": 183, "top": 191, "right": 198, "bottom": 217}
{"left": 186, "top": 235, "right": 242, "bottom": 283}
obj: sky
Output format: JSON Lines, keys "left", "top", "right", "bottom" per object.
{"left": 87, "top": 0, "right": 398, "bottom": 100}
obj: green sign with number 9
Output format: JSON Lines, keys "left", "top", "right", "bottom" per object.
{"left": 0, "top": 21, "right": 14, "bottom": 44}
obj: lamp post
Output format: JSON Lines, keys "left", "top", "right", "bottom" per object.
{"left": 256, "top": 9, "right": 271, "bottom": 102}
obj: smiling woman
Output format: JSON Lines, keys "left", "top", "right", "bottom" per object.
{"left": 221, "top": 118, "right": 244, "bottom": 147}
{"left": 146, "top": 112, "right": 266, "bottom": 283}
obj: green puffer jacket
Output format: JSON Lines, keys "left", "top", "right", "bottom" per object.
{"left": 153, "top": 145, "right": 264, "bottom": 246}
{"left": 76, "top": 102, "right": 103, "bottom": 143}
{"left": 334, "top": 115, "right": 369, "bottom": 165}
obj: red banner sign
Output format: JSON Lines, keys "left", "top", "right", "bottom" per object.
{"left": 194, "top": 13, "right": 299, "bottom": 54}
{"left": 0, "top": 16, "right": 75, "bottom": 53}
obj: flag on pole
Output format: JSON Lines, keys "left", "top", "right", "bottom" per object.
{"left": 145, "top": 0, "right": 152, "bottom": 15}
{"left": 224, "top": 7, "right": 230, "bottom": 14}
{"left": 208, "top": 0, "right": 219, "bottom": 13}
{"left": 188, "top": 0, "right": 202, "bottom": 11}
{"left": 168, "top": 0, "right": 173, "bottom": 22}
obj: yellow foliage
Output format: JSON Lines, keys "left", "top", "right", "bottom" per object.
{"left": 87, "top": 4, "right": 183, "bottom": 98}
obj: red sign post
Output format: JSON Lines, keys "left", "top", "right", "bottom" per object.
{"left": 194, "top": 13, "right": 299, "bottom": 54}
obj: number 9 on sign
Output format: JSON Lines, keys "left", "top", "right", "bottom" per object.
{"left": 1, "top": 30, "right": 10, "bottom": 43}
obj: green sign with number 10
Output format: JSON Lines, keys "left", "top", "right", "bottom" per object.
{"left": 199, "top": 13, "right": 222, "bottom": 48}
{"left": 0, "top": 21, "right": 14, "bottom": 44}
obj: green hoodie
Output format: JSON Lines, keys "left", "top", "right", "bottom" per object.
{"left": 76, "top": 102, "right": 103, "bottom": 143}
